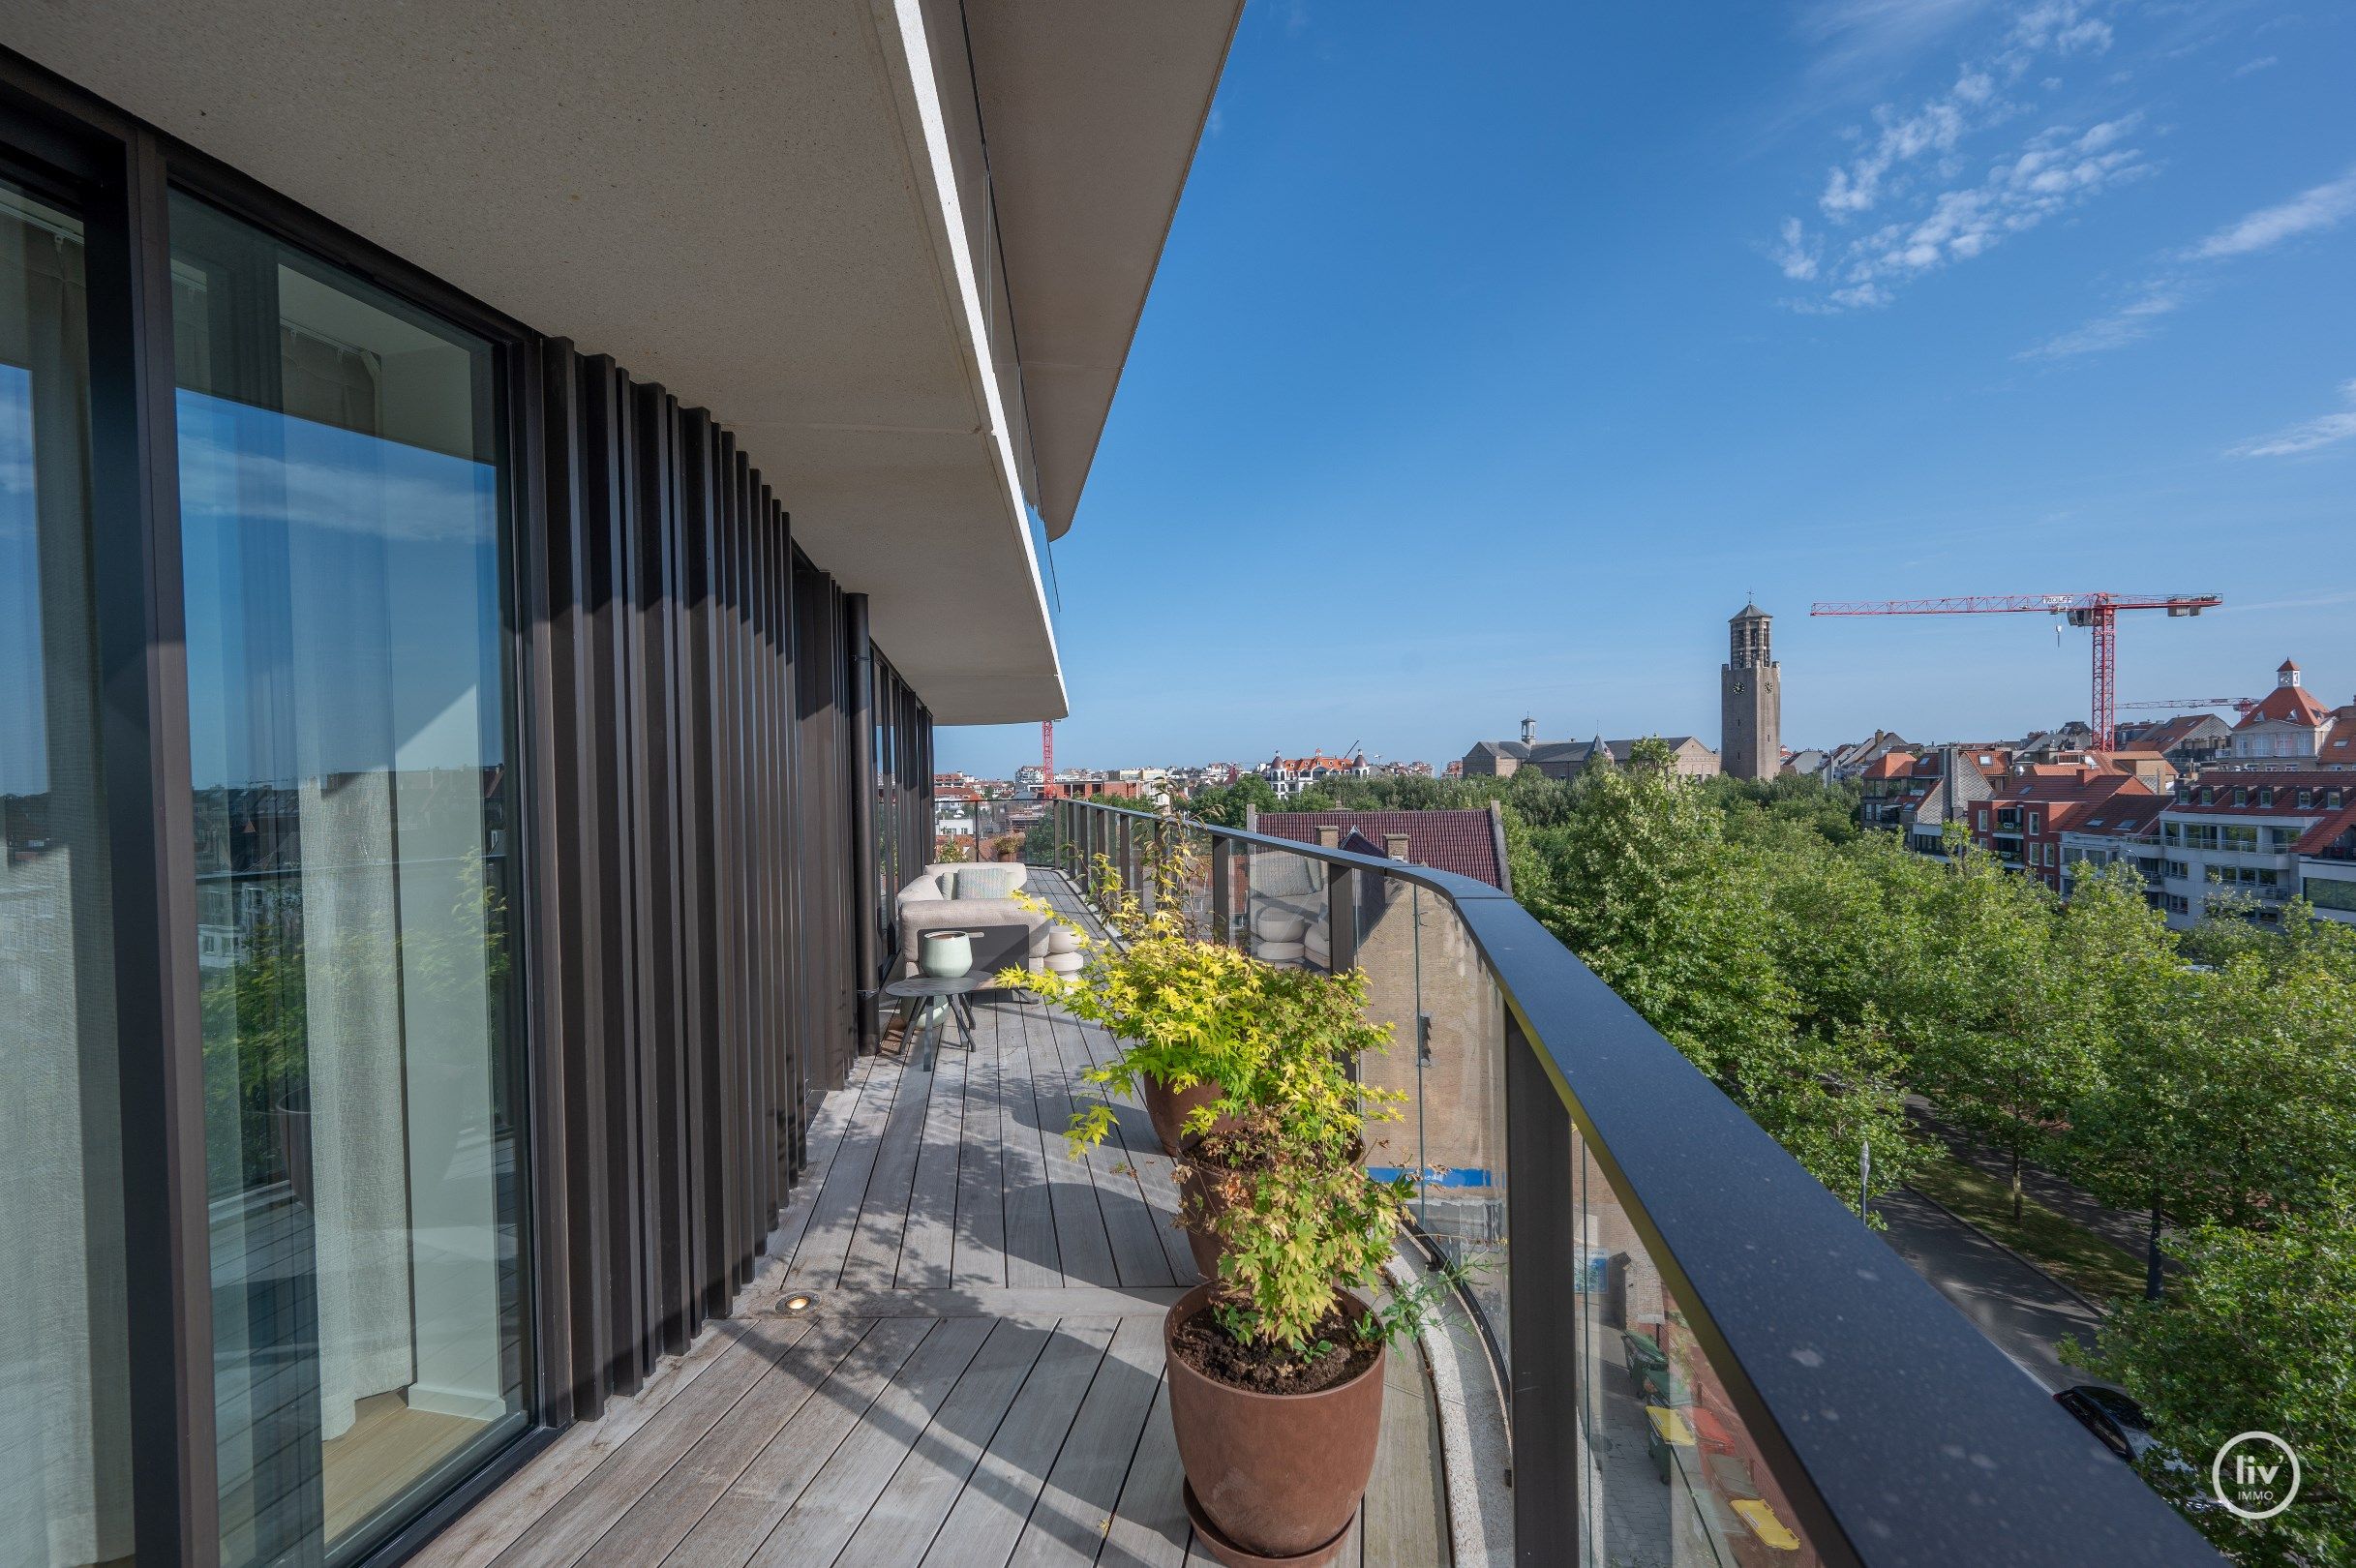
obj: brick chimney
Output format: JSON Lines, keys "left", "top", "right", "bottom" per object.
{"left": 1314, "top": 825, "right": 1341, "bottom": 848}
{"left": 1384, "top": 832, "right": 1411, "bottom": 861}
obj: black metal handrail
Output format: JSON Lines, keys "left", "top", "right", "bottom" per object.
{"left": 1048, "top": 795, "right": 2220, "bottom": 1567}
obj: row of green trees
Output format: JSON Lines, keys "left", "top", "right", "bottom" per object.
{"left": 1186, "top": 751, "right": 2352, "bottom": 1563}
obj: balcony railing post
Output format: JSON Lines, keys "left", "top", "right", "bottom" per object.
{"left": 1326, "top": 864, "right": 1359, "bottom": 975}
{"left": 1505, "top": 1012, "right": 1580, "bottom": 1561}
{"left": 1140, "top": 820, "right": 1162, "bottom": 916}
{"left": 1210, "top": 836, "right": 1234, "bottom": 947}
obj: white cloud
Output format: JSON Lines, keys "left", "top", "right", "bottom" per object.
{"left": 1817, "top": 67, "right": 2008, "bottom": 217}
{"left": 1770, "top": 217, "right": 1822, "bottom": 280}
{"left": 2226, "top": 379, "right": 2356, "bottom": 458}
{"left": 2232, "top": 55, "right": 2279, "bottom": 77}
{"left": 1812, "top": 115, "right": 2150, "bottom": 307}
{"left": 2017, "top": 286, "right": 2184, "bottom": 358}
{"left": 2187, "top": 166, "right": 2356, "bottom": 259}
{"left": 2008, "top": 1, "right": 2113, "bottom": 56}
{"left": 1776, "top": 2, "right": 2152, "bottom": 311}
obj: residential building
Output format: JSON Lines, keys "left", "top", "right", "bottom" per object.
{"left": 1857, "top": 750, "right": 1920, "bottom": 830}
{"left": 1822, "top": 728, "right": 1915, "bottom": 781}
{"left": 1968, "top": 765, "right": 2159, "bottom": 892}
{"left": 2296, "top": 798, "right": 2356, "bottom": 924}
{"left": 2223, "top": 659, "right": 2341, "bottom": 766}
{"left": 1248, "top": 806, "right": 1512, "bottom": 892}
{"left": 1056, "top": 775, "right": 1146, "bottom": 800}
{"left": 0, "top": 12, "right": 1234, "bottom": 1563}
{"left": 2156, "top": 771, "right": 2350, "bottom": 928}
{"left": 1782, "top": 746, "right": 1830, "bottom": 778}
{"left": 2009, "top": 721, "right": 2098, "bottom": 762}
{"left": 2115, "top": 711, "right": 2234, "bottom": 770}
{"left": 1462, "top": 727, "right": 1720, "bottom": 780}
{"left": 2057, "top": 795, "right": 2169, "bottom": 907}
{"left": 1849, "top": 744, "right": 2007, "bottom": 854}
{"left": 1256, "top": 749, "right": 1373, "bottom": 798}
{"left": 1720, "top": 601, "right": 1783, "bottom": 782}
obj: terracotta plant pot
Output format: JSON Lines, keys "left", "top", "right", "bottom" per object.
{"left": 1142, "top": 1072, "right": 1226, "bottom": 1158}
{"left": 1164, "top": 1282, "right": 1386, "bottom": 1568}
{"left": 1173, "top": 1144, "right": 1230, "bottom": 1281}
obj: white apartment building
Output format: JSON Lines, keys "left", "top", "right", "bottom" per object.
{"left": 2297, "top": 801, "right": 2356, "bottom": 925}
{"left": 2156, "top": 772, "right": 2350, "bottom": 928}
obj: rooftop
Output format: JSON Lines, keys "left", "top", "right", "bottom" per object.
{"left": 1252, "top": 807, "right": 1510, "bottom": 890}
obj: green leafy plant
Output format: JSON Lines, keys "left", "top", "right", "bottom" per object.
{"left": 1003, "top": 819, "right": 1400, "bottom": 1158}
{"left": 2071, "top": 1194, "right": 2355, "bottom": 1566}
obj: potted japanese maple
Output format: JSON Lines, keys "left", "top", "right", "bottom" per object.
{"left": 1164, "top": 965, "right": 1397, "bottom": 1279}
{"left": 1005, "top": 828, "right": 1256, "bottom": 1156}
{"left": 1165, "top": 1082, "right": 1432, "bottom": 1567}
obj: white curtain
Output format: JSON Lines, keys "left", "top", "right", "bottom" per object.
{"left": 0, "top": 208, "right": 135, "bottom": 1566}
{"left": 295, "top": 771, "right": 418, "bottom": 1440}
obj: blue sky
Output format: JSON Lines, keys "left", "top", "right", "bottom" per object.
{"left": 943, "top": 0, "right": 2355, "bottom": 778}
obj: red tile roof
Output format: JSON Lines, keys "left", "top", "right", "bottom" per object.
{"left": 1991, "top": 768, "right": 2156, "bottom": 810}
{"left": 2171, "top": 772, "right": 2353, "bottom": 817}
{"left": 2294, "top": 800, "right": 2356, "bottom": 855}
{"left": 2236, "top": 677, "right": 2332, "bottom": 729}
{"left": 2129, "top": 713, "right": 2228, "bottom": 753}
{"left": 1255, "top": 808, "right": 1507, "bottom": 890}
{"left": 2069, "top": 797, "right": 2166, "bottom": 837}
{"left": 1862, "top": 752, "right": 1918, "bottom": 780}
{"left": 2327, "top": 708, "right": 2356, "bottom": 762}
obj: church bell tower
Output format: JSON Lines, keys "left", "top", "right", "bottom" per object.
{"left": 1722, "top": 603, "right": 1781, "bottom": 781}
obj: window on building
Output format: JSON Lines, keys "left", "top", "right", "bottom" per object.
{"left": 2201, "top": 787, "right": 2214, "bottom": 804}
{"left": 2259, "top": 787, "right": 2275, "bottom": 807}
{"left": 2028, "top": 810, "right": 2042, "bottom": 833}
{"left": 0, "top": 174, "right": 136, "bottom": 1568}
{"left": 2298, "top": 789, "right": 2313, "bottom": 808}
{"left": 2234, "top": 787, "right": 2249, "bottom": 806}
{"left": 172, "top": 193, "right": 529, "bottom": 1566}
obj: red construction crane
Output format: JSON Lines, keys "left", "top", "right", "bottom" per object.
{"left": 1041, "top": 720, "right": 1055, "bottom": 789}
{"left": 1809, "top": 591, "right": 2223, "bottom": 751}
{"left": 2118, "top": 697, "right": 2256, "bottom": 714}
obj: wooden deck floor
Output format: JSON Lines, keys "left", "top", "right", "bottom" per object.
{"left": 417, "top": 872, "right": 1452, "bottom": 1568}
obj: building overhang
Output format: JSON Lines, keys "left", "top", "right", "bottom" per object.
{"left": 12, "top": 0, "right": 1236, "bottom": 724}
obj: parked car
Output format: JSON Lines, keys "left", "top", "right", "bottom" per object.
{"left": 2054, "top": 1385, "right": 2158, "bottom": 1462}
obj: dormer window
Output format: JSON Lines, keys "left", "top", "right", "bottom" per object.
{"left": 2201, "top": 787, "right": 2214, "bottom": 804}
{"left": 2259, "top": 788, "right": 2275, "bottom": 807}
{"left": 2299, "top": 789, "right": 2314, "bottom": 808}
{"left": 2233, "top": 787, "right": 2248, "bottom": 807}
{"left": 2332, "top": 790, "right": 2346, "bottom": 809}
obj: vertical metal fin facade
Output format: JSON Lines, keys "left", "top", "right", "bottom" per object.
{"left": 529, "top": 343, "right": 915, "bottom": 1420}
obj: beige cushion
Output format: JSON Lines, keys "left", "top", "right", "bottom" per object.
{"left": 952, "top": 864, "right": 1025, "bottom": 901}
{"left": 1254, "top": 908, "right": 1310, "bottom": 942}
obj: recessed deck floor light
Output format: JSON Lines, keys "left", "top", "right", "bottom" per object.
{"left": 779, "top": 1291, "right": 816, "bottom": 1315}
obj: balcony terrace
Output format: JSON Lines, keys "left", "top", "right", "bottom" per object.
{"left": 411, "top": 868, "right": 1456, "bottom": 1568}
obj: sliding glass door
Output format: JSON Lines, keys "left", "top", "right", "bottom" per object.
{"left": 0, "top": 174, "right": 136, "bottom": 1568}
{"left": 169, "top": 193, "right": 529, "bottom": 1566}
